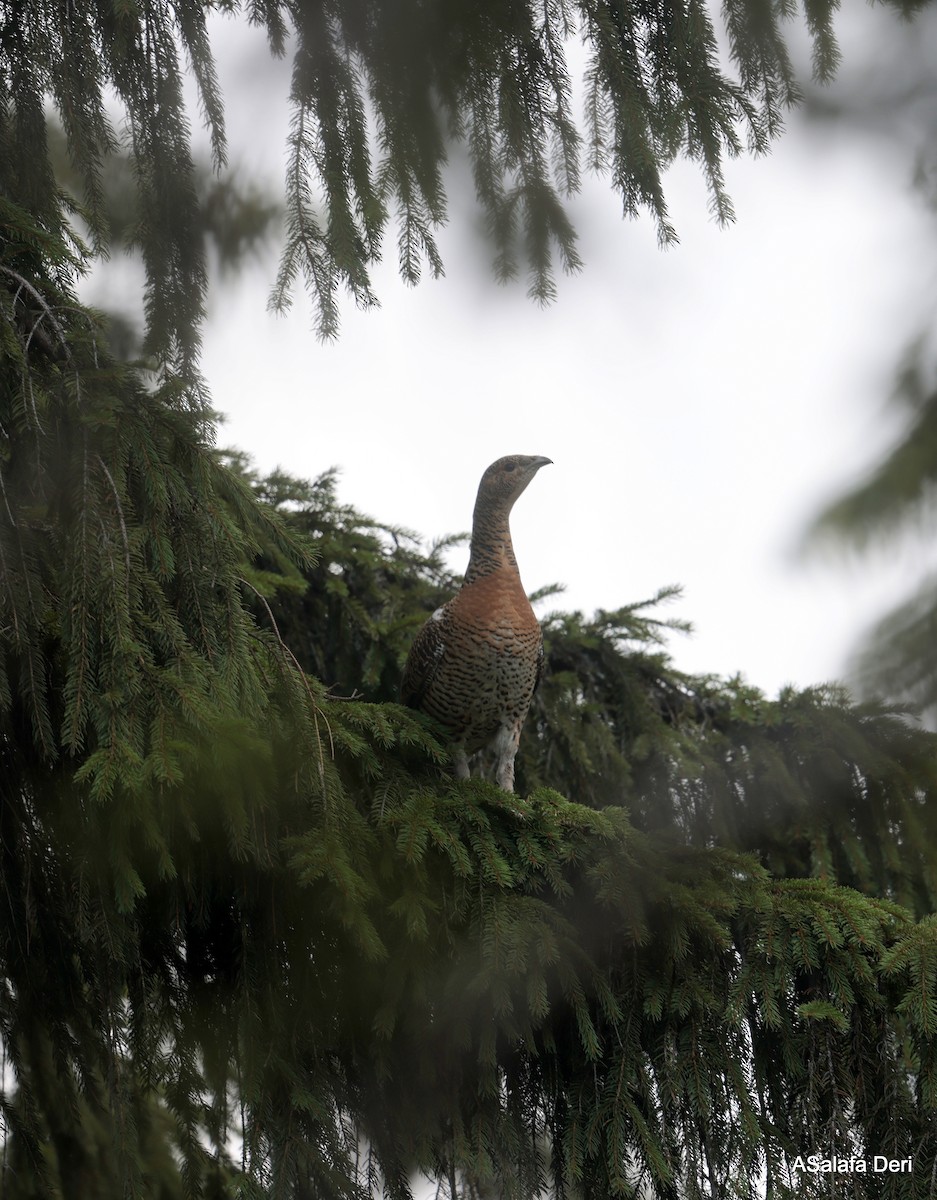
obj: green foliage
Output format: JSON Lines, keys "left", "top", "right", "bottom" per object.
{"left": 3, "top": 397, "right": 937, "bottom": 1198}
{"left": 6, "top": 0, "right": 937, "bottom": 1195}
{"left": 5, "top": 295, "right": 937, "bottom": 1192}
{"left": 4, "top": 0, "right": 926, "bottom": 351}
{"left": 184, "top": 457, "right": 937, "bottom": 1199}
{"left": 225, "top": 456, "right": 465, "bottom": 702}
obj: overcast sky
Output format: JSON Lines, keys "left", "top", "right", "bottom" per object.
{"left": 106, "top": 4, "right": 937, "bottom": 699}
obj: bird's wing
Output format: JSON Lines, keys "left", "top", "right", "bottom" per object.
{"left": 534, "top": 634, "right": 544, "bottom": 694}
{"left": 400, "top": 606, "right": 448, "bottom": 708}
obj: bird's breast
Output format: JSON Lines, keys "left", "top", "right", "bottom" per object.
{"left": 409, "top": 567, "right": 542, "bottom": 751}
{"left": 450, "top": 568, "right": 539, "bottom": 641}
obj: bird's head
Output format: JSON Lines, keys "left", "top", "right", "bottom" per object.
{"left": 475, "top": 455, "right": 552, "bottom": 513}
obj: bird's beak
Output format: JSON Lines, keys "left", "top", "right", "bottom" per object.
{"left": 532, "top": 457, "right": 553, "bottom": 469}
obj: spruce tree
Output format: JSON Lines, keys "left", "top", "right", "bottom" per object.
{"left": 3, "top": 2, "right": 937, "bottom": 1198}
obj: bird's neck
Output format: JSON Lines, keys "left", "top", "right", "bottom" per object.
{"left": 464, "top": 503, "right": 518, "bottom": 583}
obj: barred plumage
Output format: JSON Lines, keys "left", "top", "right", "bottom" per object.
{"left": 401, "top": 455, "right": 551, "bottom": 792}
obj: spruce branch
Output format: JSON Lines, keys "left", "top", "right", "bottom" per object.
{"left": 239, "top": 573, "right": 334, "bottom": 795}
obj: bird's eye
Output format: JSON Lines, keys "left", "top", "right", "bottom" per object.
{"left": 504, "top": 463, "right": 516, "bottom": 473}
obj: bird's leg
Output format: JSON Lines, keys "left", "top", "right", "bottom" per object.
{"left": 495, "top": 756, "right": 515, "bottom": 792}
{"left": 452, "top": 745, "right": 471, "bottom": 780}
{"left": 494, "top": 725, "right": 522, "bottom": 793}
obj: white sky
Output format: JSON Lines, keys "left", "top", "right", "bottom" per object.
{"left": 108, "top": 5, "right": 937, "bottom": 699}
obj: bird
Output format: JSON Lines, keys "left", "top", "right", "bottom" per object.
{"left": 401, "top": 454, "right": 552, "bottom": 792}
